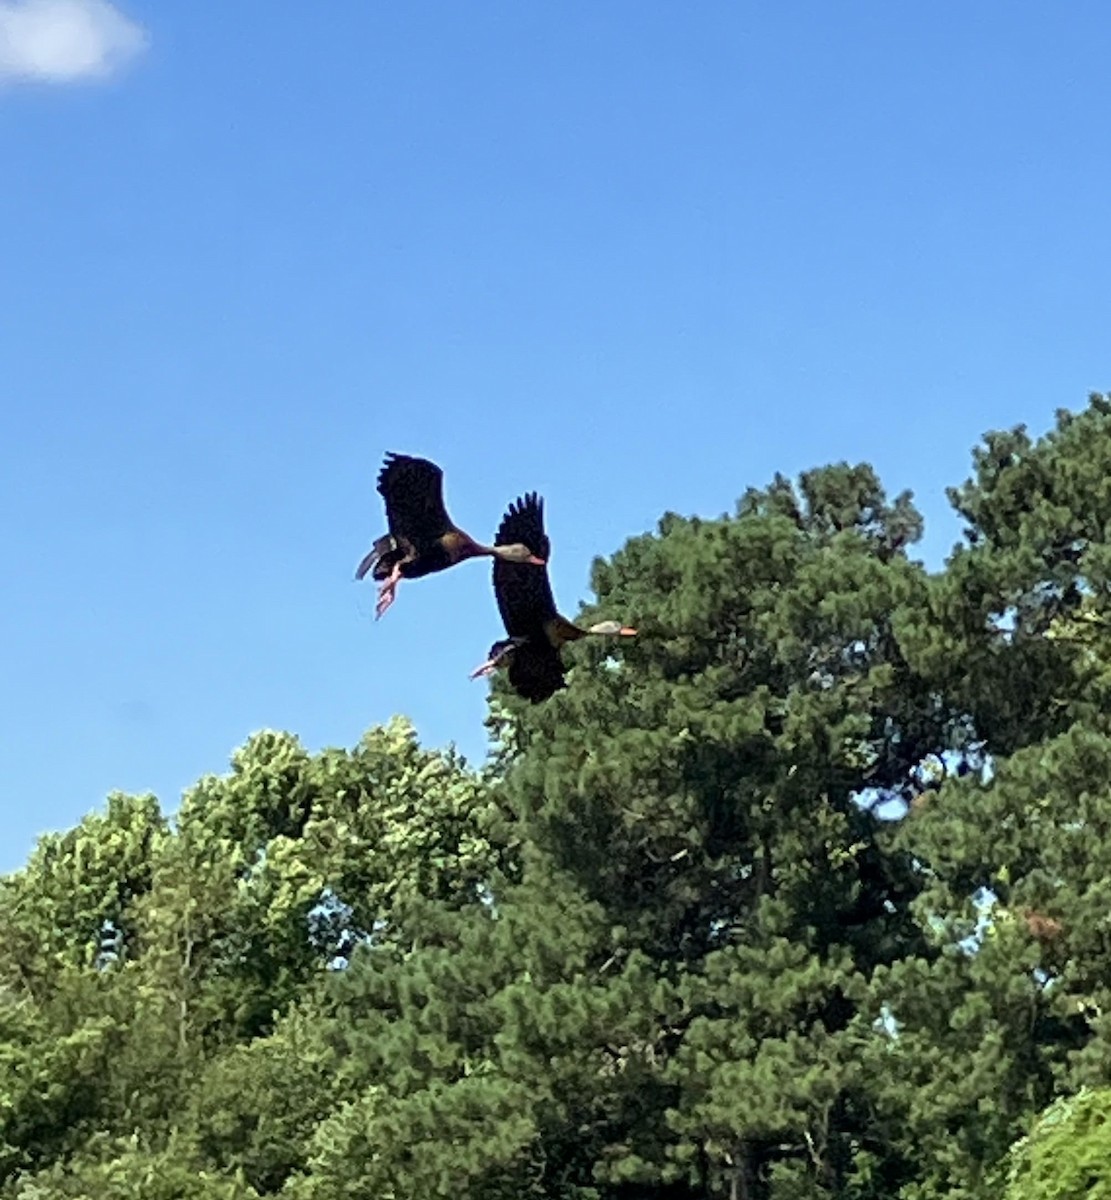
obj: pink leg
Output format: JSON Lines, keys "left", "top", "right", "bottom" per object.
{"left": 375, "top": 564, "right": 404, "bottom": 619}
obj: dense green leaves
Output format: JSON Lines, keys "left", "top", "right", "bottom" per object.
{"left": 6, "top": 394, "right": 1111, "bottom": 1196}
{"left": 0, "top": 719, "right": 508, "bottom": 1194}
{"left": 1002, "top": 1088, "right": 1111, "bottom": 1199}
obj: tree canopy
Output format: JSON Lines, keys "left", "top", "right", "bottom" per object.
{"left": 6, "top": 394, "right": 1111, "bottom": 1198}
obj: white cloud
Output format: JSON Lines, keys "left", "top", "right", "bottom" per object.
{"left": 0, "top": 0, "right": 146, "bottom": 84}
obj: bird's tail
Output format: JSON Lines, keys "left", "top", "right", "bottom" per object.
{"left": 355, "top": 535, "right": 403, "bottom": 582}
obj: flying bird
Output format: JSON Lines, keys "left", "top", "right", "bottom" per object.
{"left": 356, "top": 454, "right": 546, "bottom": 618}
{"left": 470, "top": 492, "right": 636, "bottom": 702}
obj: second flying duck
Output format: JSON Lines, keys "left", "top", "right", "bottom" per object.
{"left": 471, "top": 492, "right": 636, "bottom": 702}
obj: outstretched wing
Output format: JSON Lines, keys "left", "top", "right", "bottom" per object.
{"left": 492, "top": 492, "right": 557, "bottom": 636}
{"left": 507, "top": 639, "right": 567, "bottom": 703}
{"left": 377, "top": 454, "right": 454, "bottom": 547}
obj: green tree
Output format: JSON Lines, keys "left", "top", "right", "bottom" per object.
{"left": 919, "top": 393, "right": 1111, "bottom": 754}
{"left": 0, "top": 719, "right": 507, "bottom": 1190}
{"left": 298, "top": 462, "right": 954, "bottom": 1200}
{"left": 185, "top": 995, "right": 341, "bottom": 1195}
{"left": 1002, "top": 1089, "right": 1111, "bottom": 1200}
{"left": 9, "top": 396, "right": 1111, "bottom": 1198}
{"left": 3, "top": 1136, "right": 258, "bottom": 1200}
{"left": 492, "top": 464, "right": 946, "bottom": 1197}
{"left": 878, "top": 394, "right": 1111, "bottom": 1197}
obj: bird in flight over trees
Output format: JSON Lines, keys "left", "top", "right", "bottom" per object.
{"left": 470, "top": 492, "right": 636, "bottom": 702}
{"left": 356, "top": 454, "right": 547, "bottom": 619}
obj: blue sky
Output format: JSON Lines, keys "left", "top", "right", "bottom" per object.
{"left": 2, "top": 2, "right": 1110, "bottom": 871}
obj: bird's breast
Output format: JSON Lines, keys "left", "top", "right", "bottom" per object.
{"left": 401, "top": 540, "right": 454, "bottom": 578}
{"left": 440, "top": 530, "right": 477, "bottom": 563}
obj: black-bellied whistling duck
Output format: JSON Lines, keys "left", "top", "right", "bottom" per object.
{"left": 470, "top": 493, "right": 636, "bottom": 702}
{"left": 356, "top": 454, "right": 546, "bottom": 619}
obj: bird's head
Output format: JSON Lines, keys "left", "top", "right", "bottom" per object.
{"left": 469, "top": 637, "right": 527, "bottom": 679}
{"left": 493, "top": 543, "right": 547, "bottom": 566}
{"left": 587, "top": 621, "right": 638, "bottom": 636}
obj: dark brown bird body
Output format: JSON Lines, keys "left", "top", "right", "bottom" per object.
{"left": 357, "top": 454, "right": 544, "bottom": 618}
{"left": 476, "top": 494, "right": 635, "bottom": 702}
{"left": 356, "top": 456, "right": 470, "bottom": 580}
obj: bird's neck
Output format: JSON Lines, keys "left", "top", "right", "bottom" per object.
{"left": 548, "top": 615, "right": 586, "bottom": 645}
{"left": 447, "top": 533, "right": 490, "bottom": 563}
